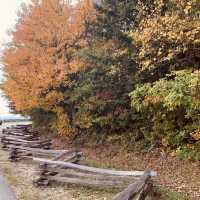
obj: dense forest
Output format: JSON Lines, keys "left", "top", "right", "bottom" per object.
{"left": 1, "top": 0, "right": 200, "bottom": 160}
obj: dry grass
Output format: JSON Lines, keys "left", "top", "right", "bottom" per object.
{"left": 0, "top": 148, "right": 192, "bottom": 200}
{"left": 0, "top": 122, "right": 195, "bottom": 200}
{"left": 0, "top": 150, "right": 114, "bottom": 200}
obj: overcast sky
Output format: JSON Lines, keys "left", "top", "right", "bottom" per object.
{"left": 0, "top": 0, "right": 30, "bottom": 115}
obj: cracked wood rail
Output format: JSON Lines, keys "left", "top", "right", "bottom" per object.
{"left": 34, "top": 158, "right": 154, "bottom": 196}
{"left": 33, "top": 157, "right": 157, "bottom": 177}
{"left": 112, "top": 171, "right": 152, "bottom": 200}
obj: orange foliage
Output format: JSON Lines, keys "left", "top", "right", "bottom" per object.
{"left": 2, "top": 0, "right": 96, "bottom": 135}
{"left": 191, "top": 130, "right": 200, "bottom": 141}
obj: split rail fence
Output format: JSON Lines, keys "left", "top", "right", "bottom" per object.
{"left": 0, "top": 124, "right": 156, "bottom": 200}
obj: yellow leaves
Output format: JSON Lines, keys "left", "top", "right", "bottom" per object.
{"left": 130, "top": 3, "right": 200, "bottom": 70}
{"left": 68, "top": 59, "right": 86, "bottom": 73}
{"left": 194, "top": 39, "right": 200, "bottom": 45}
{"left": 144, "top": 96, "right": 163, "bottom": 106}
{"left": 166, "top": 52, "right": 174, "bottom": 60}
{"left": 183, "top": 0, "right": 199, "bottom": 15}
{"left": 161, "top": 138, "right": 169, "bottom": 147}
{"left": 39, "top": 91, "right": 64, "bottom": 111}
{"left": 54, "top": 107, "right": 74, "bottom": 136}
{"left": 142, "top": 60, "right": 152, "bottom": 70}
{"left": 75, "top": 112, "right": 93, "bottom": 129}
{"left": 190, "top": 130, "right": 200, "bottom": 141}
{"left": 184, "top": 5, "right": 192, "bottom": 14}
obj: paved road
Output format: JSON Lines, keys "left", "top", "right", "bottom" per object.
{"left": 0, "top": 174, "right": 16, "bottom": 200}
{"left": 0, "top": 124, "right": 17, "bottom": 200}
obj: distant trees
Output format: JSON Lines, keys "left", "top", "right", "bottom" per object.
{"left": 1, "top": 0, "right": 200, "bottom": 159}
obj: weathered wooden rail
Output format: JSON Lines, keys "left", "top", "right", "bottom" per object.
{"left": 112, "top": 171, "right": 152, "bottom": 200}
{"left": 1, "top": 125, "right": 52, "bottom": 160}
{"left": 33, "top": 156, "right": 154, "bottom": 200}
{"left": 1, "top": 124, "right": 156, "bottom": 200}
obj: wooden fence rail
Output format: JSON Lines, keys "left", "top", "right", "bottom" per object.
{"left": 1, "top": 124, "right": 156, "bottom": 200}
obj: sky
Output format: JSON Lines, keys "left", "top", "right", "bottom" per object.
{"left": 0, "top": 0, "right": 30, "bottom": 115}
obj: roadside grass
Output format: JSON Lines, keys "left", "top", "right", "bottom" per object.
{"left": 0, "top": 134, "right": 195, "bottom": 200}
{"left": 79, "top": 157, "right": 192, "bottom": 200}
{"left": 154, "top": 188, "right": 191, "bottom": 200}
{"left": 0, "top": 150, "right": 193, "bottom": 200}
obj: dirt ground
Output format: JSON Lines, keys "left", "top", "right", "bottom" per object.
{"left": 79, "top": 145, "right": 200, "bottom": 199}
{"left": 52, "top": 137, "right": 200, "bottom": 200}
{"left": 0, "top": 122, "right": 114, "bottom": 200}
{"left": 90, "top": 149, "right": 200, "bottom": 199}
{"left": 0, "top": 147, "right": 193, "bottom": 200}
{"left": 0, "top": 122, "right": 199, "bottom": 200}
{"left": 0, "top": 149, "right": 115, "bottom": 200}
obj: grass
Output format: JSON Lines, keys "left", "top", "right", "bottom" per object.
{"left": 0, "top": 134, "right": 195, "bottom": 200}
{"left": 0, "top": 154, "right": 191, "bottom": 200}
{"left": 78, "top": 158, "right": 192, "bottom": 200}
{"left": 155, "top": 188, "right": 191, "bottom": 200}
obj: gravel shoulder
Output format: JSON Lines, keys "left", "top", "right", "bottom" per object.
{"left": 0, "top": 123, "right": 114, "bottom": 200}
{"left": 0, "top": 149, "right": 114, "bottom": 200}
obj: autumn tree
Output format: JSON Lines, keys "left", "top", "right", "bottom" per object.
{"left": 129, "top": 0, "right": 200, "bottom": 158}
{"left": 2, "top": 0, "right": 95, "bottom": 136}
{"left": 68, "top": 0, "right": 143, "bottom": 136}
{"left": 2, "top": 0, "right": 200, "bottom": 159}
{"left": 70, "top": 0, "right": 157, "bottom": 137}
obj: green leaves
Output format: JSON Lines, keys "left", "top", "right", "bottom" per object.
{"left": 130, "top": 70, "right": 200, "bottom": 149}
{"left": 131, "top": 70, "right": 199, "bottom": 112}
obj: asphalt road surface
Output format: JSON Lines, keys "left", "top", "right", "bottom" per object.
{"left": 0, "top": 174, "right": 16, "bottom": 200}
{"left": 0, "top": 122, "right": 18, "bottom": 200}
